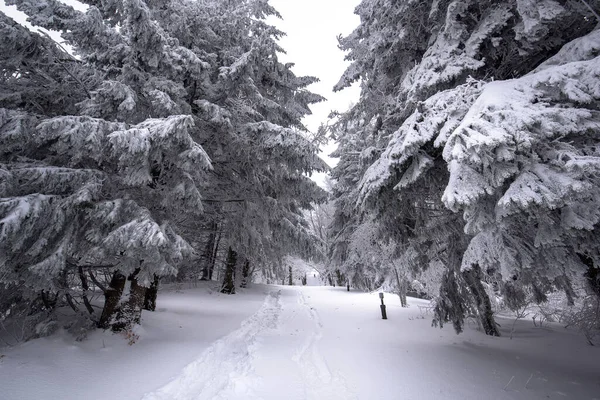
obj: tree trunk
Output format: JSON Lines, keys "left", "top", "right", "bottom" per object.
{"left": 209, "top": 226, "right": 222, "bottom": 281}
{"left": 98, "top": 271, "right": 126, "bottom": 329}
{"left": 65, "top": 292, "right": 79, "bottom": 313}
{"left": 579, "top": 254, "right": 600, "bottom": 298}
{"left": 200, "top": 222, "right": 217, "bottom": 280}
{"left": 126, "top": 272, "right": 147, "bottom": 325}
{"left": 41, "top": 290, "right": 58, "bottom": 310}
{"left": 399, "top": 285, "right": 407, "bottom": 308}
{"left": 393, "top": 268, "right": 408, "bottom": 307}
{"left": 113, "top": 269, "right": 147, "bottom": 331}
{"left": 288, "top": 265, "right": 293, "bottom": 286}
{"left": 463, "top": 265, "right": 500, "bottom": 337}
{"left": 433, "top": 234, "right": 469, "bottom": 334}
{"left": 78, "top": 266, "right": 95, "bottom": 315}
{"left": 335, "top": 269, "right": 345, "bottom": 286}
{"left": 143, "top": 274, "right": 159, "bottom": 311}
{"left": 221, "top": 247, "right": 237, "bottom": 294}
{"left": 240, "top": 260, "right": 250, "bottom": 288}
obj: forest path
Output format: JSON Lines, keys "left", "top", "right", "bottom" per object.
{"left": 142, "top": 290, "right": 283, "bottom": 400}
{"left": 142, "top": 286, "right": 356, "bottom": 400}
{"left": 142, "top": 286, "right": 600, "bottom": 400}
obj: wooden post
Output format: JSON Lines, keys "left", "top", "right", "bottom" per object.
{"left": 379, "top": 292, "right": 387, "bottom": 320}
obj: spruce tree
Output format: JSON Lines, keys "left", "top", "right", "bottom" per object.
{"left": 331, "top": 0, "right": 599, "bottom": 335}
{"left": 1, "top": 0, "right": 330, "bottom": 337}
{"left": 1, "top": 0, "right": 212, "bottom": 332}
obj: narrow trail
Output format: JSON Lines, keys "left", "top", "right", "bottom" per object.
{"left": 141, "top": 287, "right": 356, "bottom": 400}
{"left": 142, "top": 290, "right": 282, "bottom": 400}
{"left": 292, "top": 291, "right": 357, "bottom": 400}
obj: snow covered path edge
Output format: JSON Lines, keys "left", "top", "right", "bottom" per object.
{"left": 142, "top": 290, "right": 282, "bottom": 400}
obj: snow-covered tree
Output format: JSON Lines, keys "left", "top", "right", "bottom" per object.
{"left": 172, "top": 0, "right": 329, "bottom": 290}
{"left": 0, "top": 0, "right": 213, "bottom": 331}
{"left": 443, "top": 28, "right": 600, "bottom": 311}
{"left": 332, "top": 0, "right": 599, "bottom": 336}
{"left": 326, "top": 112, "right": 384, "bottom": 288}
{"left": 1, "top": 0, "right": 329, "bottom": 339}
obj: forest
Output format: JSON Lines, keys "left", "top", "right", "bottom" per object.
{"left": 1, "top": 0, "right": 599, "bottom": 378}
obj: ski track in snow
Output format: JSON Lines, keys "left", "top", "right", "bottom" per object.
{"left": 142, "top": 290, "right": 282, "bottom": 400}
{"left": 141, "top": 288, "right": 357, "bottom": 400}
{"left": 292, "top": 290, "right": 357, "bottom": 400}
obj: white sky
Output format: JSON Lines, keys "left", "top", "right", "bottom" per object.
{"left": 267, "top": 0, "right": 361, "bottom": 180}
{"left": 0, "top": 0, "right": 361, "bottom": 185}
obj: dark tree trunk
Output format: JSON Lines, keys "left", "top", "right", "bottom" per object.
{"left": 209, "top": 226, "right": 222, "bottom": 281}
{"left": 200, "top": 222, "right": 217, "bottom": 281}
{"left": 126, "top": 272, "right": 147, "bottom": 325}
{"left": 98, "top": 271, "right": 126, "bottom": 329}
{"left": 240, "top": 260, "right": 250, "bottom": 288}
{"left": 399, "top": 286, "right": 408, "bottom": 307}
{"left": 433, "top": 235, "right": 469, "bottom": 334}
{"left": 65, "top": 293, "right": 79, "bottom": 313}
{"left": 221, "top": 247, "right": 237, "bottom": 294}
{"left": 113, "top": 269, "right": 147, "bottom": 331}
{"left": 41, "top": 290, "right": 58, "bottom": 310}
{"left": 288, "top": 265, "right": 293, "bottom": 286}
{"left": 434, "top": 269, "right": 467, "bottom": 333}
{"left": 335, "top": 269, "right": 345, "bottom": 286}
{"left": 78, "top": 266, "right": 95, "bottom": 315}
{"left": 579, "top": 254, "right": 600, "bottom": 298}
{"left": 463, "top": 265, "right": 500, "bottom": 337}
{"left": 143, "top": 274, "right": 159, "bottom": 311}
{"left": 586, "top": 266, "right": 600, "bottom": 298}
{"left": 393, "top": 268, "right": 408, "bottom": 307}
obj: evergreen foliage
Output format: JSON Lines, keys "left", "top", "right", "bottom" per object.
{"left": 329, "top": 0, "right": 600, "bottom": 337}
{"left": 1, "top": 0, "right": 327, "bottom": 337}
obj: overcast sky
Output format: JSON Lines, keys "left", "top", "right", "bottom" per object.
{"left": 0, "top": 0, "right": 361, "bottom": 184}
{"left": 267, "top": 1, "right": 361, "bottom": 132}
{"left": 267, "top": 0, "right": 361, "bottom": 186}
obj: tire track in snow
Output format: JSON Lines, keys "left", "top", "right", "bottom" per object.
{"left": 142, "top": 290, "right": 282, "bottom": 400}
{"left": 292, "top": 290, "right": 357, "bottom": 400}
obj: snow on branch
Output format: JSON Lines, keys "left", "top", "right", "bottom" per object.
{"left": 443, "top": 51, "right": 600, "bottom": 211}
{"left": 358, "top": 79, "right": 484, "bottom": 206}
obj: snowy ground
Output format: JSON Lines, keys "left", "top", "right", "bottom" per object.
{"left": 1, "top": 283, "right": 599, "bottom": 400}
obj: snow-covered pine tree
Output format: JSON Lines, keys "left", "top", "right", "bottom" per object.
{"left": 0, "top": 12, "right": 99, "bottom": 116}
{"left": 443, "top": 27, "right": 600, "bottom": 315}
{"left": 327, "top": 113, "right": 387, "bottom": 290}
{"left": 2, "top": 0, "right": 330, "bottom": 341}
{"left": 332, "top": 0, "right": 598, "bottom": 335}
{"left": 1, "top": 0, "right": 212, "bottom": 333}
{"left": 166, "top": 0, "right": 329, "bottom": 290}
{"left": 304, "top": 199, "right": 334, "bottom": 274}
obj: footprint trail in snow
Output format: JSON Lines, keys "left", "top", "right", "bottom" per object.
{"left": 292, "top": 291, "right": 357, "bottom": 400}
{"left": 142, "top": 290, "right": 282, "bottom": 400}
{"left": 141, "top": 287, "right": 356, "bottom": 400}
